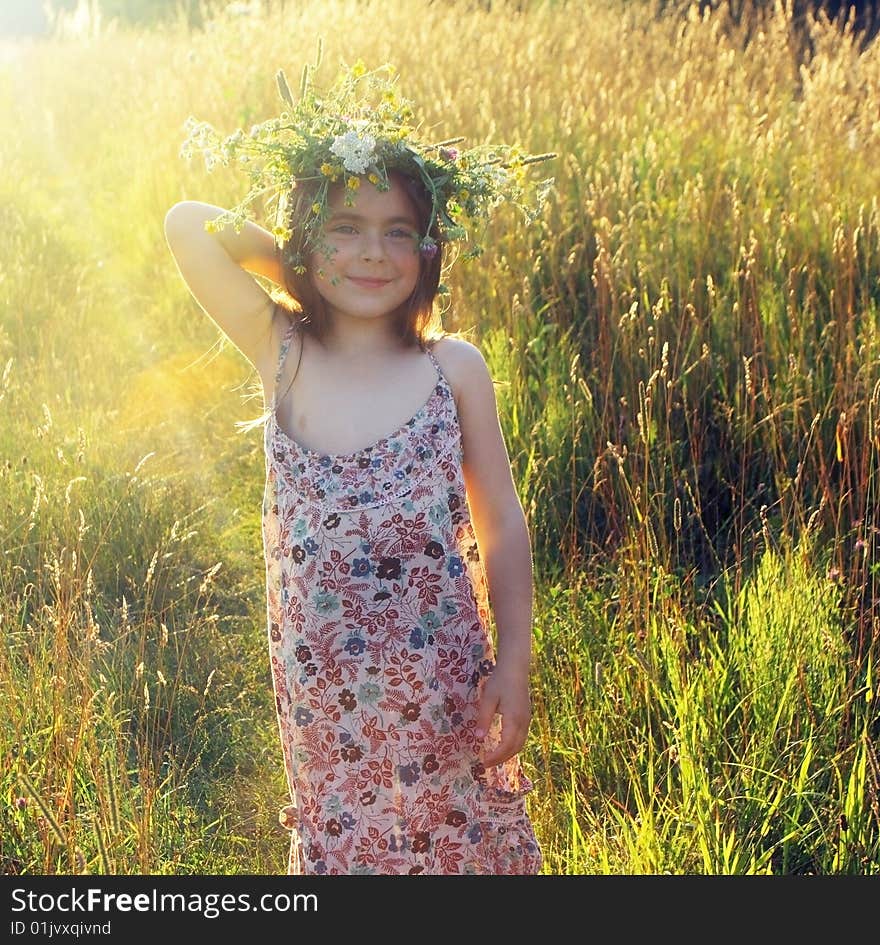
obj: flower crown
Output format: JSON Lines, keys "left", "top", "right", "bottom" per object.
{"left": 178, "top": 56, "right": 556, "bottom": 275}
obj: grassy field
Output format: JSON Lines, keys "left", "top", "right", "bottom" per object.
{"left": 1, "top": 0, "right": 879, "bottom": 874}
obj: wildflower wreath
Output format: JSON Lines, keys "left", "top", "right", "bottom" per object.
{"left": 178, "top": 56, "right": 556, "bottom": 274}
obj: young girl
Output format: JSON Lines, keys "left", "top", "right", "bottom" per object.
{"left": 165, "top": 63, "right": 551, "bottom": 875}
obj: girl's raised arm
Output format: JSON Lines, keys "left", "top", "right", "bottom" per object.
{"left": 163, "top": 200, "right": 283, "bottom": 372}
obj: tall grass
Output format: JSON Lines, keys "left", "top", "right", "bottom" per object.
{"left": 1, "top": 0, "right": 878, "bottom": 873}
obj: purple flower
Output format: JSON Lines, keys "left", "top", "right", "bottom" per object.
{"left": 377, "top": 557, "right": 401, "bottom": 580}
{"left": 389, "top": 830, "right": 408, "bottom": 852}
{"left": 439, "top": 147, "right": 459, "bottom": 161}
{"left": 398, "top": 761, "right": 421, "bottom": 786}
{"left": 420, "top": 238, "right": 439, "bottom": 259}
{"left": 352, "top": 557, "right": 372, "bottom": 576}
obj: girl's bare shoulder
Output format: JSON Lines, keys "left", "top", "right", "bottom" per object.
{"left": 428, "top": 332, "right": 488, "bottom": 409}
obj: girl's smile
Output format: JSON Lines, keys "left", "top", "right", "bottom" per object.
{"left": 347, "top": 276, "right": 393, "bottom": 288}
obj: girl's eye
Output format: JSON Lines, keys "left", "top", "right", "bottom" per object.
{"left": 330, "top": 225, "right": 414, "bottom": 239}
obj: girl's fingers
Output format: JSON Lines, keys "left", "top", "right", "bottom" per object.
{"left": 474, "top": 690, "right": 499, "bottom": 741}
{"left": 480, "top": 719, "right": 527, "bottom": 767}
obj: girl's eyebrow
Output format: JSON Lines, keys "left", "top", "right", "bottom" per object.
{"left": 328, "top": 211, "right": 417, "bottom": 226}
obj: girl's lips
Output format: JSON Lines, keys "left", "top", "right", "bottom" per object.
{"left": 348, "top": 276, "right": 392, "bottom": 288}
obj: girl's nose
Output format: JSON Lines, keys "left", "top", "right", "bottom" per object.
{"left": 360, "top": 230, "right": 385, "bottom": 261}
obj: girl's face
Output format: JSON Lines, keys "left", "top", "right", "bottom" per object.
{"left": 309, "top": 174, "right": 422, "bottom": 328}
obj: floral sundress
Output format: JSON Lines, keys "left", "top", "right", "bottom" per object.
{"left": 261, "top": 317, "right": 542, "bottom": 875}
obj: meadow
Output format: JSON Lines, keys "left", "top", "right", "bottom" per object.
{"left": 1, "top": 0, "right": 879, "bottom": 874}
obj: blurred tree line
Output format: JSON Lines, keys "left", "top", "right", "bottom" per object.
{"left": 1, "top": 0, "right": 237, "bottom": 35}
{"left": 82, "top": 0, "right": 207, "bottom": 27}
{"left": 655, "top": 1, "right": 879, "bottom": 47}
{"left": 3, "top": 1, "right": 877, "bottom": 41}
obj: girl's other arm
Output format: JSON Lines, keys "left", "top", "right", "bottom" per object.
{"left": 163, "top": 200, "right": 283, "bottom": 372}
{"left": 450, "top": 339, "right": 535, "bottom": 768}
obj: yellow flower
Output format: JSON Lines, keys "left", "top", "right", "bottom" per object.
{"left": 320, "top": 163, "right": 334, "bottom": 177}
{"left": 352, "top": 61, "right": 367, "bottom": 78}
{"left": 368, "top": 173, "right": 379, "bottom": 185}
{"left": 311, "top": 202, "right": 322, "bottom": 215}
{"left": 347, "top": 176, "right": 361, "bottom": 190}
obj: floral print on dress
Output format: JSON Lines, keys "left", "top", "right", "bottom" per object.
{"left": 261, "top": 317, "right": 542, "bottom": 875}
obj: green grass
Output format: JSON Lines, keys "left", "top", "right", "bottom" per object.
{"left": 1, "top": 0, "right": 878, "bottom": 874}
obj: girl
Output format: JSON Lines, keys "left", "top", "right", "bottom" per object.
{"left": 164, "top": 63, "right": 550, "bottom": 875}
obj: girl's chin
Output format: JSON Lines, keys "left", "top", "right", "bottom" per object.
{"left": 323, "top": 306, "right": 405, "bottom": 322}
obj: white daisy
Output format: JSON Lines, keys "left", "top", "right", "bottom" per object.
{"left": 330, "top": 130, "right": 377, "bottom": 174}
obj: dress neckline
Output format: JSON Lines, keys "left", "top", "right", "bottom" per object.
{"left": 271, "top": 348, "right": 449, "bottom": 463}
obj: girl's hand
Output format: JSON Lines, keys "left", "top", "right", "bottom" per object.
{"left": 473, "top": 661, "right": 532, "bottom": 768}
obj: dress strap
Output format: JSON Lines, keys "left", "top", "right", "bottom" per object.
{"left": 272, "top": 317, "right": 300, "bottom": 408}
{"left": 424, "top": 342, "right": 449, "bottom": 390}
